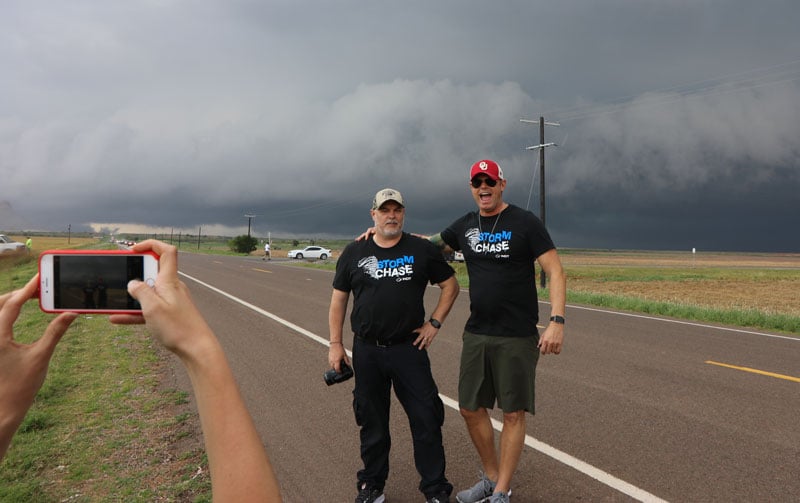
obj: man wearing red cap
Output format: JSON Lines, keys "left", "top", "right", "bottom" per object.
{"left": 432, "top": 159, "right": 566, "bottom": 503}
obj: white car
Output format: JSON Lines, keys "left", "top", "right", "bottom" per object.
{"left": 287, "top": 245, "right": 332, "bottom": 260}
{"left": 0, "top": 234, "right": 26, "bottom": 254}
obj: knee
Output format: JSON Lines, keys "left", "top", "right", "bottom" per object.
{"left": 460, "top": 407, "right": 485, "bottom": 422}
{"left": 502, "top": 410, "right": 526, "bottom": 427}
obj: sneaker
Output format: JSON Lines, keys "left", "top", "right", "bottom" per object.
{"left": 426, "top": 491, "right": 450, "bottom": 503}
{"left": 489, "top": 492, "right": 510, "bottom": 503}
{"left": 355, "top": 483, "right": 385, "bottom": 503}
{"left": 456, "top": 473, "right": 495, "bottom": 503}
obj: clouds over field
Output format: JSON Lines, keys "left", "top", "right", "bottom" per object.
{"left": 1, "top": 1, "right": 799, "bottom": 251}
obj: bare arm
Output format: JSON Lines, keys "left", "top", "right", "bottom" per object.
{"left": 536, "top": 248, "right": 566, "bottom": 355}
{"left": 413, "top": 275, "right": 459, "bottom": 349}
{"left": 428, "top": 233, "right": 454, "bottom": 254}
{"left": 328, "top": 289, "right": 351, "bottom": 372}
{"left": 115, "top": 240, "right": 282, "bottom": 501}
{"left": 0, "top": 276, "right": 77, "bottom": 460}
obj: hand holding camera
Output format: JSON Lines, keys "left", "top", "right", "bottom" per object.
{"left": 324, "top": 360, "right": 354, "bottom": 386}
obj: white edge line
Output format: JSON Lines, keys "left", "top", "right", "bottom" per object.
{"left": 181, "top": 271, "right": 668, "bottom": 503}
{"left": 543, "top": 301, "right": 798, "bottom": 342}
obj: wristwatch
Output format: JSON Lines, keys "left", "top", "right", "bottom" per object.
{"left": 429, "top": 318, "right": 442, "bottom": 329}
{"left": 549, "top": 315, "right": 565, "bottom": 325}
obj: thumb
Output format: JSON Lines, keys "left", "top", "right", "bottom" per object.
{"left": 35, "top": 312, "right": 77, "bottom": 359}
{"left": 127, "top": 279, "right": 156, "bottom": 309}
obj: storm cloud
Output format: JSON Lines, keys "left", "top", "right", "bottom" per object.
{"left": 1, "top": 0, "right": 799, "bottom": 251}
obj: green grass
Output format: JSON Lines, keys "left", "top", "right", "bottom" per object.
{"left": 564, "top": 290, "right": 799, "bottom": 334}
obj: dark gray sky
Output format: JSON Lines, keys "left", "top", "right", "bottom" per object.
{"left": 2, "top": 1, "right": 799, "bottom": 252}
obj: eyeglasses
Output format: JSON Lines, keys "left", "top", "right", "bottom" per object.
{"left": 470, "top": 177, "right": 498, "bottom": 188}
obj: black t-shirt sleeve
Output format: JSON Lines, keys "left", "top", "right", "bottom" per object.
{"left": 332, "top": 241, "right": 357, "bottom": 292}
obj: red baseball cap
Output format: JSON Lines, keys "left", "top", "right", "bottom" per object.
{"left": 469, "top": 159, "right": 504, "bottom": 181}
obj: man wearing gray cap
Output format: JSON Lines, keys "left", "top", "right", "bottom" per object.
{"left": 329, "top": 188, "right": 460, "bottom": 503}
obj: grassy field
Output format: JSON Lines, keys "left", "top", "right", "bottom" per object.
{"left": 1, "top": 238, "right": 797, "bottom": 501}
{"left": 279, "top": 246, "right": 800, "bottom": 334}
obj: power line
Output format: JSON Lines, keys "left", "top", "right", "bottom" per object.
{"left": 542, "top": 59, "right": 800, "bottom": 121}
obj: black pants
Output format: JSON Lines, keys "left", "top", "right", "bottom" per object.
{"left": 352, "top": 337, "right": 452, "bottom": 497}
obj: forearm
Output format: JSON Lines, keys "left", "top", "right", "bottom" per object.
{"left": 428, "top": 232, "right": 453, "bottom": 253}
{"left": 547, "top": 266, "right": 566, "bottom": 317}
{"left": 431, "top": 276, "right": 459, "bottom": 323}
{"left": 328, "top": 290, "right": 348, "bottom": 344}
{"left": 181, "top": 335, "right": 282, "bottom": 501}
{"left": 0, "top": 411, "right": 25, "bottom": 460}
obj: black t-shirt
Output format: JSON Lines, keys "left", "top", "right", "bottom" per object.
{"left": 441, "top": 204, "right": 555, "bottom": 338}
{"left": 333, "top": 232, "right": 455, "bottom": 343}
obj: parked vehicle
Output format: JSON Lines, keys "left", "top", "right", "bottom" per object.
{"left": 444, "top": 250, "right": 465, "bottom": 262}
{"left": 0, "top": 234, "right": 26, "bottom": 254}
{"left": 286, "top": 245, "right": 332, "bottom": 260}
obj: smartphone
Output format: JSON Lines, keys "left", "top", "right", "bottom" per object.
{"left": 38, "top": 250, "right": 159, "bottom": 314}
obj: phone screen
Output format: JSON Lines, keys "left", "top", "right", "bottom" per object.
{"left": 52, "top": 255, "right": 145, "bottom": 310}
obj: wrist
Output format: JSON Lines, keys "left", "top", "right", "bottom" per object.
{"left": 428, "top": 317, "right": 442, "bottom": 329}
{"left": 549, "top": 315, "right": 565, "bottom": 325}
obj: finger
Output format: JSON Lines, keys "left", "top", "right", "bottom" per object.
{"left": 36, "top": 313, "right": 78, "bottom": 356}
{"left": 0, "top": 276, "right": 41, "bottom": 338}
{"left": 126, "top": 279, "right": 158, "bottom": 309}
{"left": 109, "top": 314, "right": 146, "bottom": 325}
{"left": 131, "top": 240, "right": 176, "bottom": 280}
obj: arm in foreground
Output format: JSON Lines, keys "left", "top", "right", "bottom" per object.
{"left": 0, "top": 275, "right": 77, "bottom": 461}
{"left": 111, "top": 240, "right": 282, "bottom": 502}
{"left": 537, "top": 248, "right": 566, "bottom": 355}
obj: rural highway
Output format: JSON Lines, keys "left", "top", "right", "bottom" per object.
{"left": 170, "top": 251, "right": 799, "bottom": 502}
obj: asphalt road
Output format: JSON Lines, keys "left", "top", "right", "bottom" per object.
{"left": 170, "top": 252, "right": 800, "bottom": 503}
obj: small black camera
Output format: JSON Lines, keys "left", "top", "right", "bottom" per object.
{"left": 324, "top": 360, "right": 354, "bottom": 386}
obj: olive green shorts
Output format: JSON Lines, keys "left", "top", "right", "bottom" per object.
{"left": 458, "top": 330, "right": 540, "bottom": 413}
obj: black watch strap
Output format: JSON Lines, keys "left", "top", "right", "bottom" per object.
{"left": 429, "top": 318, "right": 442, "bottom": 329}
{"left": 550, "top": 315, "right": 565, "bottom": 325}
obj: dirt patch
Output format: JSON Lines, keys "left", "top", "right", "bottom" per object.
{"left": 560, "top": 250, "right": 800, "bottom": 269}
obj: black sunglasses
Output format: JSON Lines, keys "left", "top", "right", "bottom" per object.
{"left": 470, "top": 176, "right": 498, "bottom": 188}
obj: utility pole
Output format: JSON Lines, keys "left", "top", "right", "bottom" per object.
{"left": 521, "top": 116, "right": 559, "bottom": 288}
{"left": 244, "top": 214, "right": 257, "bottom": 238}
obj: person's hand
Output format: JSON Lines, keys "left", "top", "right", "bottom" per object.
{"left": 355, "top": 227, "right": 376, "bottom": 242}
{"left": 412, "top": 322, "right": 439, "bottom": 350}
{"left": 110, "top": 240, "right": 214, "bottom": 359}
{"left": 538, "top": 322, "right": 564, "bottom": 355}
{"left": 328, "top": 342, "right": 350, "bottom": 372}
{"left": 0, "top": 275, "right": 77, "bottom": 459}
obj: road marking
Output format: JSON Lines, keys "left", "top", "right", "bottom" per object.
{"left": 253, "top": 268, "right": 272, "bottom": 273}
{"left": 548, "top": 302, "right": 798, "bottom": 342}
{"left": 705, "top": 360, "right": 800, "bottom": 383}
{"left": 181, "top": 271, "right": 669, "bottom": 503}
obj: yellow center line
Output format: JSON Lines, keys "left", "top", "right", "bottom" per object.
{"left": 705, "top": 360, "right": 800, "bottom": 383}
{"left": 253, "top": 268, "right": 272, "bottom": 273}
